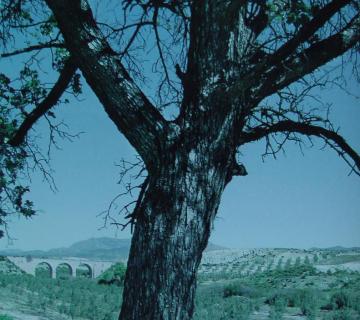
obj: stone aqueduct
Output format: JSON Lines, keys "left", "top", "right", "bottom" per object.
{"left": 7, "top": 256, "right": 115, "bottom": 279}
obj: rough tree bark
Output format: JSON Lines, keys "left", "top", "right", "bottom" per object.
{"left": 6, "top": 0, "right": 360, "bottom": 319}
{"left": 120, "top": 153, "right": 228, "bottom": 319}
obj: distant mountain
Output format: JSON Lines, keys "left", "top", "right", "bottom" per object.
{"left": 0, "top": 237, "right": 227, "bottom": 261}
{"left": 308, "top": 246, "right": 360, "bottom": 252}
{"left": 205, "top": 242, "right": 228, "bottom": 251}
{"left": 315, "top": 246, "right": 360, "bottom": 252}
{"left": 46, "top": 237, "right": 132, "bottom": 260}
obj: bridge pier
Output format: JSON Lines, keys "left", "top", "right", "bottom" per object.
{"left": 6, "top": 256, "right": 116, "bottom": 279}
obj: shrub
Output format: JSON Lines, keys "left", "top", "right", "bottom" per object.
{"left": 97, "top": 262, "right": 126, "bottom": 286}
{"left": 330, "top": 291, "right": 352, "bottom": 310}
{"left": 265, "top": 289, "right": 298, "bottom": 308}
{"left": 313, "top": 254, "right": 319, "bottom": 263}
{"left": 0, "top": 315, "right": 14, "bottom": 320}
{"left": 221, "top": 296, "right": 253, "bottom": 320}
{"left": 296, "top": 289, "right": 318, "bottom": 319}
{"left": 277, "top": 264, "right": 317, "bottom": 277}
{"left": 322, "top": 309, "right": 355, "bottom": 320}
{"left": 268, "top": 295, "right": 287, "bottom": 320}
{"left": 284, "top": 258, "right": 292, "bottom": 269}
{"left": 223, "top": 282, "right": 262, "bottom": 299}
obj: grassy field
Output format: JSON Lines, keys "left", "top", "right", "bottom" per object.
{"left": 0, "top": 249, "right": 360, "bottom": 319}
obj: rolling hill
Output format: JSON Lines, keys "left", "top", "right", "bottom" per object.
{"left": 0, "top": 237, "right": 227, "bottom": 261}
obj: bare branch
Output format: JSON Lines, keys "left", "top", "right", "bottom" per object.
{"left": 153, "top": 7, "right": 171, "bottom": 87}
{"left": 8, "top": 56, "right": 77, "bottom": 146}
{"left": 241, "top": 120, "right": 360, "bottom": 175}
{"left": 253, "top": 13, "right": 360, "bottom": 101}
{"left": 266, "top": 0, "right": 351, "bottom": 66}
{"left": 1, "top": 41, "right": 64, "bottom": 58}
{"left": 98, "top": 156, "right": 147, "bottom": 232}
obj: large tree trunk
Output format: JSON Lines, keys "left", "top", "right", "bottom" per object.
{"left": 119, "top": 151, "right": 229, "bottom": 320}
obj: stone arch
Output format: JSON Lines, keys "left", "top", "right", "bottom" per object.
{"left": 76, "top": 263, "right": 92, "bottom": 278}
{"left": 35, "top": 262, "right": 53, "bottom": 278}
{"left": 56, "top": 263, "right": 73, "bottom": 279}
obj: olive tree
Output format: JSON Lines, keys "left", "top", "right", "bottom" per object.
{"left": 1, "top": 1, "right": 360, "bottom": 319}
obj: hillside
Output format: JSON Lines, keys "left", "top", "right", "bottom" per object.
{"left": 0, "top": 237, "right": 227, "bottom": 261}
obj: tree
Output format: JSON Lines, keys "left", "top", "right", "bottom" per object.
{"left": 1, "top": 0, "right": 360, "bottom": 319}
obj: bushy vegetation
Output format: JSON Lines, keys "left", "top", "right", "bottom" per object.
{"left": 217, "top": 263, "right": 360, "bottom": 320}
{"left": 0, "top": 315, "right": 14, "bottom": 320}
{"left": 194, "top": 284, "right": 256, "bottom": 320}
{"left": 0, "top": 273, "right": 121, "bottom": 319}
{"left": 223, "top": 282, "right": 263, "bottom": 299}
{"left": 97, "top": 262, "right": 126, "bottom": 286}
{"left": 0, "top": 254, "right": 360, "bottom": 319}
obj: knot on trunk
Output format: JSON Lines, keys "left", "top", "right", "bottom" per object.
{"left": 226, "top": 160, "right": 247, "bottom": 184}
{"left": 232, "top": 162, "right": 247, "bottom": 176}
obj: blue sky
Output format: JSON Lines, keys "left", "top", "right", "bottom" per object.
{"left": 1, "top": 74, "right": 359, "bottom": 251}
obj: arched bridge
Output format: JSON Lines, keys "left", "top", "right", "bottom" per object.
{"left": 7, "top": 256, "right": 116, "bottom": 279}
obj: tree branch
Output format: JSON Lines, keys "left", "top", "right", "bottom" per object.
{"left": 254, "top": 13, "right": 360, "bottom": 100}
{"left": 1, "top": 41, "right": 64, "bottom": 58}
{"left": 8, "top": 56, "right": 77, "bottom": 147}
{"left": 245, "top": 1, "right": 268, "bottom": 38}
{"left": 266, "top": 0, "right": 350, "bottom": 66}
{"left": 241, "top": 120, "right": 360, "bottom": 174}
{"left": 44, "top": 0, "right": 168, "bottom": 170}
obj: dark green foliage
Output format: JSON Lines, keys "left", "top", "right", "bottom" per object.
{"left": 294, "top": 257, "right": 301, "bottom": 266}
{"left": 223, "top": 282, "right": 263, "bottom": 299}
{"left": 268, "top": 263, "right": 318, "bottom": 278}
{"left": 330, "top": 291, "right": 352, "bottom": 310}
{"left": 267, "top": 0, "right": 314, "bottom": 27}
{"left": 76, "top": 266, "right": 92, "bottom": 278}
{"left": 97, "top": 262, "right": 126, "bottom": 286}
{"left": 35, "top": 267, "right": 52, "bottom": 279}
{"left": 268, "top": 294, "right": 287, "bottom": 319}
{"left": 297, "top": 289, "right": 318, "bottom": 319}
{"left": 322, "top": 309, "right": 357, "bottom": 320}
{"left": 0, "top": 315, "right": 14, "bottom": 320}
{"left": 284, "top": 258, "right": 292, "bottom": 269}
{"left": 265, "top": 289, "right": 298, "bottom": 307}
{"left": 56, "top": 264, "right": 72, "bottom": 280}
{"left": 195, "top": 284, "right": 255, "bottom": 320}
{"left": 35, "top": 263, "right": 52, "bottom": 278}
{"left": 0, "top": 106, "right": 35, "bottom": 236}
{"left": 313, "top": 254, "right": 319, "bottom": 263}
{"left": 0, "top": 273, "right": 121, "bottom": 319}
{"left": 323, "top": 289, "right": 360, "bottom": 315}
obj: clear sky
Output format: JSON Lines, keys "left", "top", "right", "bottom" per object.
{"left": 1, "top": 75, "right": 359, "bottom": 252}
